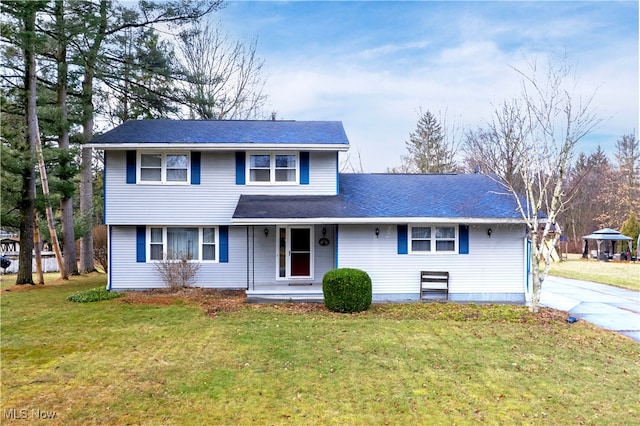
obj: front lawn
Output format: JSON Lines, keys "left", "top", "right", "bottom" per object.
{"left": 547, "top": 254, "right": 640, "bottom": 290}
{"left": 1, "top": 274, "right": 639, "bottom": 425}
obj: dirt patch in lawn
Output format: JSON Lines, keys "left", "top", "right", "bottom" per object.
{"left": 118, "top": 288, "right": 570, "bottom": 324}
{"left": 120, "top": 288, "right": 330, "bottom": 316}
{"left": 120, "top": 288, "right": 247, "bottom": 315}
{"left": 4, "top": 283, "right": 48, "bottom": 292}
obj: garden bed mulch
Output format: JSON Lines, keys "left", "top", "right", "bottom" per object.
{"left": 119, "top": 287, "right": 328, "bottom": 317}
{"left": 118, "top": 287, "right": 569, "bottom": 324}
{"left": 4, "top": 281, "right": 572, "bottom": 325}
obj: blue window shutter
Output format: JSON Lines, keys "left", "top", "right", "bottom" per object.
{"left": 136, "top": 226, "right": 146, "bottom": 262}
{"left": 126, "top": 151, "right": 136, "bottom": 184}
{"left": 300, "top": 152, "right": 310, "bottom": 185}
{"left": 108, "top": 225, "right": 113, "bottom": 289}
{"left": 397, "top": 225, "right": 408, "bottom": 255}
{"left": 235, "top": 152, "right": 246, "bottom": 185}
{"left": 459, "top": 225, "right": 469, "bottom": 254}
{"left": 103, "top": 153, "right": 107, "bottom": 223}
{"left": 335, "top": 152, "right": 340, "bottom": 194}
{"left": 191, "top": 152, "right": 201, "bottom": 185}
{"left": 334, "top": 224, "right": 339, "bottom": 269}
{"left": 219, "top": 226, "right": 229, "bottom": 263}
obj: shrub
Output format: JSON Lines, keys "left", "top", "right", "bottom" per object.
{"left": 93, "top": 225, "right": 108, "bottom": 273}
{"left": 67, "top": 287, "right": 123, "bottom": 303}
{"left": 154, "top": 254, "right": 201, "bottom": 288}
{"left": 322, "top": 268, "right": 372, "bottom": 313}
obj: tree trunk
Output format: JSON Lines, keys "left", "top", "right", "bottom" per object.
{"left": 33, "top": 215, "right": 44, "bottom": 285}
{"left": 528, "top": 232, "right": 541, "bottom": 313}
{"left": 78, "top": 60, "right": 96, "bottom": 273}
{"left": 78, "top": 0, "right": 108, "bottom": 274}
{"left": 16, "top": 5, "right": 38, "bottom": 285}
{"left": 79, "top": 145, "right": 95, "bottom": 273}
{"left": 55, "top": 0, "right": 78, "bottom": 276}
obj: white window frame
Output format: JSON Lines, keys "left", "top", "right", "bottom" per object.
{"left": 147, "top": 226, "right": 218, "bottom": 262}
{"left": 409, "top": 225, "right": 458, "bottom": 254}
{"left": 246, "top": 152, "right": 299, "bottom": 185}
{"left": 137, "top": 152, "right": 190, "bottom": 185}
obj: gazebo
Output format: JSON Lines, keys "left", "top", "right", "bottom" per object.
{"left": 582, "top": 228, "right": 633, "bottom": 261}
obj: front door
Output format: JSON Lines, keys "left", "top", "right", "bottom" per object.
{"left": 277, "top": 226, "right": 313, "bottom": 280}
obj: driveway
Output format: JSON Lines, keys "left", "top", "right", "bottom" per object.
{"left": 540, "top": 276, "right": 640, "bottom": 342}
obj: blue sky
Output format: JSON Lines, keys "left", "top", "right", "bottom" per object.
{"left": 216, "top": 1, "right": 638, "bottom": 172}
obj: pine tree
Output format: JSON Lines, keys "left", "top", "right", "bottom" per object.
{"left": 397, "top": 110, "right": 458, "bottom": 173}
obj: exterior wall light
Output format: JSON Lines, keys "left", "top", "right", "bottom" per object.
{"left": 375, "top": 227, "right": 380, "bottom": 238}
{"left": 264, "top": 228, "right": 269, "bottom": 237}
{"left": 487, "top": 228, "right": 492, "bottom": 237}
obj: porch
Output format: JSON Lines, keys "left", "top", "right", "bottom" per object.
{"left": 245, "top": 283, "right": 324, "bottom": 302}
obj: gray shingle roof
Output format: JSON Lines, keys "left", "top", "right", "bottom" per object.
{"left": 233, "top": 173, "right": 524, "bottom": 221}
{"left": 88, "top": 120, "right": 349, "bottom": 145}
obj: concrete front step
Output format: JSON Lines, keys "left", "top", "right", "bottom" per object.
{"left": 246, "top": 289, "right": 324, "bottom": 303}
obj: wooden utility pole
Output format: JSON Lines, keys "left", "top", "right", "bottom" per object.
{"left": 33, "top": 215, "right": 44, "bottom": 284}
{"left": 34, "top": 115, "right": 67, "bottom": 280}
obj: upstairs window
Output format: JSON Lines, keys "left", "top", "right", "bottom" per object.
{"left": 409, "top": 225, "right": 457, "bottom": 254}
{"left": 139, "top": 153, "right": 189, "bottom": 184}
{"left": 248, "top": 153, "right": 298, "bottom": 184}
{"left": 249, "top": 154, "right": 271, "bottom": 182}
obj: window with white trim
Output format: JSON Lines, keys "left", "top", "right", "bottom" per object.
{"left": 248, "top": 153, "right": 298, "bottom": 184}
{"left": 201, "top": 228, "right": 216, "bottom": 261}
{"left": 139, "top": 152, "right": 189, "bottom": 184}
{"left": 148, "top": 227, "right": 218, "bottom": 261}
{"left": 410, "top": 225, "right": 457, "bottom": 253}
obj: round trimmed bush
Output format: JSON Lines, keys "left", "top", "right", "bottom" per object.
{"left": 322, "top": 268, "right": 372, "bottom": 313}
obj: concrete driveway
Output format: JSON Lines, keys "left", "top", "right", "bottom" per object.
{"left": 540, "top": 276, "right": 640, "bottom": 342}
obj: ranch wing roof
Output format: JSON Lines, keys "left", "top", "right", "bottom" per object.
{"left": 233, "top": 173, "right": 524, "bottom": 222}
{"left": 88, "top": 120, "right": 350, "bottom": 146}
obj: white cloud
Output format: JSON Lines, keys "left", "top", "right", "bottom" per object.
{"left": 358, "top": 40, "right": 431, "bottom": 60}
{"left": 229, "top": 1, "right": 638, "bottom": 171}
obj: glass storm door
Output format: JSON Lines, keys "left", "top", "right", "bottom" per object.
{"left": 278, "top": 226, "right": 312, "bottom": 279}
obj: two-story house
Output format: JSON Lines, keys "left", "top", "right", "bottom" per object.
{"left": 88, "top": 119, "right": 529, "bottom": 303}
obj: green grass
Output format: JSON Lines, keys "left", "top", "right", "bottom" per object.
{"left": 67, "top": 287, "right": 124, "bottom": 303}
{"left": 1, "top": 274, "right": 639, "bottom": 425}
{"left": 547, "top": 254, "right": 640, "bottom": 290}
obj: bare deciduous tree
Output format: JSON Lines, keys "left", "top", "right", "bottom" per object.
{"left": 462, "top": 99, "right": 528, "bottom": 192}
{"left": 93, "top": 225, "right": 108, "bottom": 274}
{"left": 475, "top": 57, "right": 600, "bottom": 312}
{"left": 563, "top": 147, "right": 614, "bottom": 251}
{"left": 177, "top": 22, "right": 268, "bottom": 120}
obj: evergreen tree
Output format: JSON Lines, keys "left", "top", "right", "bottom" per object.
{"left": 393, "top": 109, "right": 458, "bottom": 173}
{"left": 620, "top": 212, "right": 640, "bottom": 253}
{"left": 0, "top": 0, "right": 48, "bottom": 284}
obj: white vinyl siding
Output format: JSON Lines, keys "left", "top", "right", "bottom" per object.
{"left": 109, "top": 225, "right": 335, "bottom": 290}
{"left": 337, "top": 224, "right": 526, "bottom": 300}
{"left": 109, "top": 226, "right": 247, "bottom": 290}
{"left": 104, "top": 151, "right": 338, "bottom": 225}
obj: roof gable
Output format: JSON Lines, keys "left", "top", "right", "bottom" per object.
{"left": 88, "top": 120, "right": 350, "bottom": 146}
